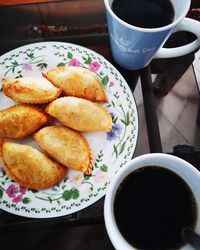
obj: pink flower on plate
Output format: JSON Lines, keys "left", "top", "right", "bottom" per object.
{"left": 22, "top": 62, "right": 32, "bottom": 71}
{"left": 12, "top": 194, "right": 23, "bottom": 204}
{"left": 93, "top": 169, "right": 107, "bottom": 184}
{"left": 89, "top": 61, "right": 100, "bottom": 72}
{"left": 68, "top": 58, "right": 80, "bottom": 67}
{"left": 6, "top": 184, "right": 19, "bottom": 198}
{"left": 20, "top": 186, "right": 27, "bottom": 195}
{"left": 109, "top": 81, "right": 114, "bottom": 87}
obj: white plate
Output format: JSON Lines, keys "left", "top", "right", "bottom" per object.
{"left": 0, "top": 41, "right": 138, "bottom": 218}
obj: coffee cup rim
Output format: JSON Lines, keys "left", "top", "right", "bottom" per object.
{"left": 104, "top": 153, "right": 200, "bottom": 250}
{"left": 104, "top": 0, "right": 191, "bottom": 33}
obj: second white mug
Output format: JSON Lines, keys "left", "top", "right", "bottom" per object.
{"left": 104, "top": 153, "right": 200, "bottom": 250}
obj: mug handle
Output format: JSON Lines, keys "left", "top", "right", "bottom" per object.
{"left": 155, "top": 18, "right": 200, "bottom": 58}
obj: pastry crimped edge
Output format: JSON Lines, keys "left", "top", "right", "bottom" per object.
{"left": 42, "top": 67, "right": 108, "bottom": 103}
{"left": 63, "top": 126, "right": 93, "bottom": 175}
{"left": 0, "top": 139, "right": 3, "bottom": 163}
{"left": 33, "top": 125, "right": 93, "bottom": 175}
{"left": 66, "top": 128, "right": 93, "bottom": 175}
{"left": 3, "top": 159, "right": 67, "bottom": 190}
{"left": 0, "top": 104, "right": 52, "bottom": 139}
{"left": 45, "top": 97, "right": 113, "bottom": 132}
{"left": 0, "top": 140, "right": 67, "bottom": 190}
{"left": 91, "top": 101, "right": 112, "bottom": 132}
{"left": 75, "top": 128, "right": 93, "bottom": 175}
{"left": 0, "top": 103, "right": 52, "bottom": 123}
{"left": 2, "top": 81, "right": 62, "bottom": 104}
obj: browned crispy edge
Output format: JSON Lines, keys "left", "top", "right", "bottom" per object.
{"left": 83, "top": 136, "right": 93, "bottom": 175}
{"left": 33, "top": 125, "right": 93, "bottom": 175}
{"left": 42, "top": 68, "right": 108, "bottom": 103}
{"left": 2, "top": 81, "right": 62, "bottom": 104}
{"left": 0, "top": 104, "right": 52, "bottom": 139}
{"left": 0, "top": 139, "right": 3, "bottom": 163}
{"left": 45, "top": 97, "right": 112, "bottom": 132}
{"left": 1, "top": 140, "right": 67, "bottom": 190}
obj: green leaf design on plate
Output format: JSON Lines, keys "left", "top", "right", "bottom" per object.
{"left": 84, "top": 174, "right": 92, "bottom": 180}
{"left": 57, "top": 62, "right": 66, "bottom": 67}
{"left": 27, "top": 53, "right": 34, "bottom": 59}
{"left": 119, "top": 141, "right": 126, "bottom": 155}
{"left": 37, "top": 63, "right": 48, "bottom": 69}
{"left": 121, "top": 111, "right": 130, "bottom": 126}
{"left": 22, "top": 197, "right": 31, "bottom": 204}
{"left": 113, "top": 145, "right": 118, "bottom": 158}
{"left": 67, "top": 52, "right": 73, "bottom": 59}
{"left": 111, "top": 100, "right": 115, "bottom": 108}
{"left": 100, "top": 164, "right": 108, "bottom": 172}
{"left": 114, "top": 91, "right": 120, "bottom": 99}
{"left": 15, "top": 75, "right": 23, "bottom": 79}
{"left": 62, "top": 188, "right": 79, "bottom": 201}
{"left": 48, "top": 197, "right": 53, "bottom": 203}
{"left": 0, "top": 188, "right": 3, "bottom": 198}
{"left": 83, "top": 56, "right": 92, "bottom": 64}
{"left": 11, "top": 60, "right": 19, "bottom": 67}
{"left": 94, "top": 150, "right": 104, "bottom": 169}
{"left": 101, "top": 75, "right": 109, "bottom": 86}
{"left": 70, "top": 188, "right": 79, "bottom": 199}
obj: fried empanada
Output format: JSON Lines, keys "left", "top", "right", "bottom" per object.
{"left": 45, "top": 97, "right": 112, "bottom": 132}
{"left": 43, "top": 66, "right": 107, "bottom": 102}
{"left": 33, "top": 126, "right": 92, "bottom": 175}
{"left": 0, "top": 104, "right": 51, "bottom": 138}
{"left": 0, "top": 139, "right": 3, "bottom": 164}
{"left": 1, "top": 140, "right": 67, "bottom": 190}
{"left": 2, "top": 77, "right": 62, "bottom": 104}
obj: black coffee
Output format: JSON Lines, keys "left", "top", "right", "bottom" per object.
{"left": 114, "top": 166, "right": 197, "bottom": 249}
{"left": 111, "top": 0, "right": 175, "bottom": 28}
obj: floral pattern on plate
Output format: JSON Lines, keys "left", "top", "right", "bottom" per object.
{"left": 0, "top": 42, "right": 138, "bottom": 218}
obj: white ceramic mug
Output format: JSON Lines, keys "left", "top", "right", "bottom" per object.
{"left": 104, "top": 153, "right": 200, "bottom": 250}
{"left": 104, "top": 0, "right": 200, "bottom": 70}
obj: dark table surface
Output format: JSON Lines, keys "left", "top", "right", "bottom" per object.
{"left": 0, "top": 1, "right": 200, "bottom": 249}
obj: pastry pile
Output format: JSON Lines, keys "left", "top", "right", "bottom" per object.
{"left": 0, "top": 66, "right": 112, "bottom": 190}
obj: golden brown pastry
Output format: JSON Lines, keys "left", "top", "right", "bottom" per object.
{"left": 0, "top": 139, "right": 3, "bottom": 163}
{"left": 2, "top": 77, "right": 62, "bottom": 104}
{"left": 45, "top": 97, "right": 112, "bottom": 132}
{"left": 43, "top": 66, "right": 107, "bottom": 102}
{"left": 0, "top": 104, "right": 51, "bottom": 138}
{"left": 33, "top": 126, "right": 93, "bottom": 175}
{"left": 1, "top": 140, "right": 67, "bottom": 190}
